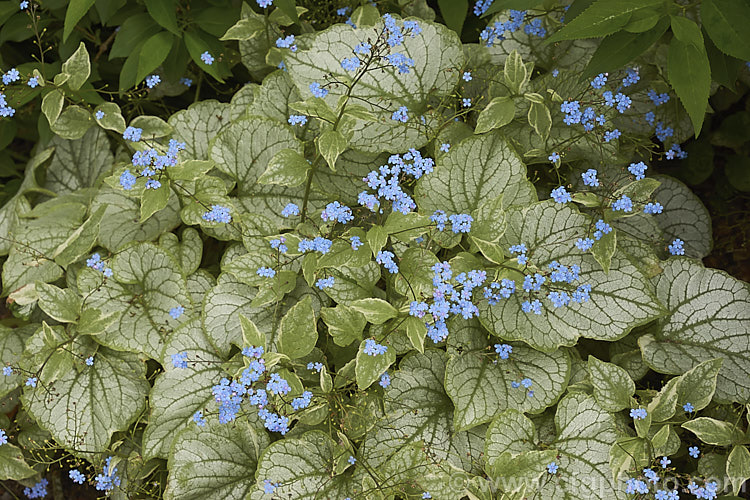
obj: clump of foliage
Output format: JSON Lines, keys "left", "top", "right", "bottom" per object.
{"left": 1, "top": 0, "right": 749, "bottom": 499}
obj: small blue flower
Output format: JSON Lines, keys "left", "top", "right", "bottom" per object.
{"left": 629, "top": 408, "right": 647, "bottom": 420}
{"left": 575, "top": 238, "right": 594, "bottom": 251}
{"left": 123, "top": 126, "right": 142, "bottom": 142}
{"left": 347, "top": 455, "right": 356, "bottom": 465}
{"left": 449, "top": 213, "right": 473, "bottom": 233}
{"left": 202, "top": 205, "right": 232, "bottom": 223}
{"left": 276, "top": 35, "right": 296, "bottom": 50}
{"left": 171, "top": 352, "right": 188, "bottom": 369}
{"left": 612, "top": 195, "right": 633, "bottom": 212}
{"left": 590, "top": 73, "right": 607, "bottom": 89}
{"left": 439, "top": 143, "right": 450, "bottom": 153}
{"left": 603, "top": 129, "right": 621, "bottom": 142}
{"left": 643, "top": 202, "right": 663, "bottom": 214}
{"left": 119, "top": 170, "right": 136, "bottom": 190}
{"left": 26, "top": 377, "right": 37, "bottom": 387}
{"left": 581, "top": 169, "right": 599, "bottom": 187}
{"left": 315, "top": 276, "right": 334, "bottom": 289}
{"left": 659, "top": 456, "right": 671, "bottom": 468}
{"left": 462, "top": 98, "right": 472, "bottom": 107}
{"left": 350, "top": 236, "right": 363, "bottom": 250}
{"left": 309, "top": 82, "right": 328, "bottom": 98}
{"left": 422, "top": 493, "right": 432, "bottom": 499}
{"left": 688, "top": 446, "right": 700, "bottom": 458}
{"left": 288, "top": 114, "right": 307, "bottom": 126}
{"left": 341, "top": 56, "right": 361, "bottom": 72}
{"left": 20, "top": 0, "right": 29, "bottom": 9}
{"left": 2, "top": 68, "right": 20, "bottom": 84}
{"left": 2, "top": 366, "right": 12, "bottom": 376}
{"left": 379, "top": 372, "right": 391, "bottom": 387}
{"left": 683, "top": 402, "right": 694, "bottom": 412}
{"left": 257, "top": 267, "right": 276, "bottom": 278}
{"left": 550, "top": 186, "right": 571, "bottom": 204}
{"left": 95, "top": 110, "right": 105, "bottom": 119}
{"left": 363, "top": 339, "right": 387, "bottom": 356}
{"left": 548, "top": 152, "right": 560, "bottom": 163}
{"left": 552, "top": 69, "right": 559, "bottom": 77}
{"left": 200, "top": 51, "right": 214, "bottom": 65}
{"left": 462, "top": 71, "right": 472, "bottom": 82}
{"left": 521, "top": 378, "right": 532, "bottom": 388}
{"left": 494, "top": 344, "right": 512, "bottom": 360}
{"left": 193, "top": 410, "right": 207, "bottom": 427}
{"left": 547, "top": 462, "right": 558, "bottom": 474}
{"left": 27, "top": 76, "right": 39, "bottom": 88}
{"left": 668, "top": 238, "right": 685, "bottom": 256}
{"left": 145, "top": 74, "right": 160, "bottom": 88}
{"left": 0, "top": 428, "right": 7, "bottom": 445}
{"left": 169, "top": 305, "right": 184, "bottom": 319}
{"left": 69, "top": 469, "right": 85, "bottom": 484}
{"left": 376, "top": 251, "right": 398, "bottom": 273}
{"left": 628, "top": 161, "right": 648, "bottom": 180}
{"left": 85, "top": 356, "right": 94, "bottom": 366}
{"left": 391, "top": 106, "right": 409, "bottom": 122}
{"left": 281, "top": 203, "right": 300, "bottom": 217}
{"left": 180, "top": 77, "right": 193, "bottom": 87}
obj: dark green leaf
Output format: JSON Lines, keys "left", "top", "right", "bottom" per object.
{"left": 137, "top": 31, "right": 175, "bottom": 85}
{"left": 438, "top": 0, "right": 467, "bottom": 36}
{"left": 547, "top": 0, "right": 664, "bottom": 43}
{"left": 582, "top": 16, "right": 669, "bottom": 79}
{"left": 275, "top": 0, "right": 299, "bottom": 24}
{"left": 704, "top": 32, "right": 742, "bottom": 89}
{"left": 701, "top": 0, "right": 750, "bottom": 61}
{"left": 110, "top": 14, "right": 160, "bottom": 59}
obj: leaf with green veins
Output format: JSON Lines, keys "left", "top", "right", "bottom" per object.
{"left": 609, "top": 436, "right": 650, "bottom": 482}
{"left": 363, "top": 350, "right": 486, "bottom": 474}
{"left": 415, "top": 132, "right": 533, "bottom": 215}
{"left": 130, "top": 115, "right": 173, "bottom": 139}
{"left": 479, "top": 202, "right": 664, "bottom": 352}
{"left": 324, "top": 261, "right": 381, "bottom": 303}
{"left": 165, "top": 417, "right": 270, "bottom": 500}
{"left": 475, "top": 97, "right": 515, "bottom": 134}
{"left": 470, "top": 195, "right": 506, "bottom": 242}
{"left": 0, "top": 325, "right": 34, "bottom": 398}
{"left": 701, "top": 0, "right": 750, "bottom": 61}
{"left": 349, "top": 298, "right": 399, "bottom": 325}
{"left": 91, "top": 187, "right": 181, "bottom": 252}
{"left": 77, "top": 308, "right": 121, "bottom": 336}
{"left": 141, "top": 183, "right": 172, "bottom": 222}
{"left": 284, "top": 20, "right": 463, "bottom": 153}
{"left": 289, "top": 97, "right": 337, "bottom": 123}
{"left": 587, "top": 355, "right": 634, "bottom": 412}
{"left": 168, "top": 101, "right": 232, "bottom": 161}
{"left": 366, "top": 225, "right": 388, "bottom": 256}
{"left": 609, "top": 178, "right": 661, "bottom": 219}
{"left": 590, "top": 227, "right": 616, "bottom": 273}
{"left": 52, "top": 205, "right": 106, "bottom": 267}
{"left": 44, "top": 127, "right": 113, "bottom": 195}
{"left": 239, "top": 314, "right": 265, "bottom": 349}
{"left": 647, "top": 377, "right": 679, "bottom": 422}
{"left": 277, "top": 296, "right": 317, "bottom": 359}
{"left": 681, "top": 417, "right": 744, "bottom": 446}
{"left": 23, "top": 347, "right": 149, "bottom": 458}
{"left": 258, "top": 148, "right": 310, "bottom": 187}
{"left": 651, "top": 175, "right": 712, "bottom": 259}
{"left": 484, "top": 409, "right": 538, "bottom": 466}
{"left": 488, "top": 449, "right": 559, "bottom": 493}
{"left": 445, "top": 340, "right": 569, "bottom": 431}
{"left": 35, "top": 282, "right": 80, "bottom": 323}
{"left": 77, "top": 243, "right": 192, "bottom": 358}
{"left": 93, "top": 103, "right": 126, "bottom": 133}
{"left": 356, "top": 339, "right": 396, "bottom": 389}
{"left": 726, "top": 445, "right": 750, "bottom": 495}
{"left": 143, "top": 319, "right": 223, "bottom": 459}
{"left": 0, "top": 442, "right": 36, "bottom": 480}
{"left": 320, "top": 304, "right": 366, "bottom": 347}
{"left": 250, "top": 431, "right": 354, "bottom": 499}
{"left": 383, "top": 211, "right": 430, "bottom": 242}
{"left": 2, "top": 203, "right": 85, "bottom": 296}
{"left": 540, "top": 394, "right": 623, "bottom": 499}
{"left": 159, "top": 228, "right": 203, "bottom": 275}
{"left": 60, "top": 42, "right": 90, "bottom": 90}
{"left": 639, "top": 259, "right": 750, "bottom": 404}
{"left": 504, "top": 50, "right": 528, "bottom": 93}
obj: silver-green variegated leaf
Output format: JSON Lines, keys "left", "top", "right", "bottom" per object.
{"left": 362, "top": 349, "right": 486, "bottom": 474}
{"left": 479, "top": 201, "right": 664, "bottom": 352}
{"left": 445, "top": 339, "right": 570, "bottom": 431}
{"left": 169, "top": 100, "right": 232, "bottom": 160}
{"left": 202, "top": 277, "right": 266, "bottom": 357}
{"left": 77, "top": 243, "right": 192, "bottom": 358}
{"left": 229, "top": 83, "right": 257, "bottom": 121}
{"left": 587, "top": 355, "right": 635, "bottom": 412}
{"left": 44, "top": 127, "right": 113, "bottom": 195}
{"left": 164, "top": 417, "right": 270, "bottom": 500}
{"left": 159, "top": 228, "right": 204, "bottom": 275}
{"left": 91, "top": 187, "right": 181, "bottom": 251}
{"left": 639, "top": 258, "right": 750, "bottom": 404}
{"left": 415, "top": 132, "right": 535, "bottom": 214}
{"left": 284, "top": 19, "right": 463, "bottom": 153}
{"left": 142, "top": 319, "right": 223, "bottom": 459}
{"left": 0, "top": 325, "right": 34, "bottom": 398}
{"left": 249, "top": 431, "right": 354, "bottom": 499}
{"left": 23, "top": 347, "right": 148, "bottom": 458}
{"left": 246, "top": 71, "right": 302, "bottom": 126}
{"left": 540, "top": 393, "right": 624, "bottom": 499}
{"left": 2, "top": 202, "right": 86, "bottom": 296}
{"left": 484, "top": 409, "right": 539, "bottom": 467}
{"left": 652, "top": 175, "right": 712, "bottom": 259}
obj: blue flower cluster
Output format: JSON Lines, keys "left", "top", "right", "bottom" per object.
{"left": 409, "top": 262, "right": 487, "bottom": 343}
{"left": 95, "top": 456, "right": 121, "bottom": 493}
{"left": 363, "top": 338, "right": 388, "bottom": 356}
{"left": 276, "top": 34, "right": 296, "bottom": 51}
{"left": 494, "top": 343, "right": 512, "bottom": 360}
{"left": 630, "top": 407, "right": 647, "bottom": 420}
{"left": 2, "top": 67, "right": 19, "bottom": 85}
{"left": 288, "top": 114, "right": 307, "bottom": 126}
{"left": 119, "top": 138, "right": 185, "bottom": 191}
{"left": 202, "top": 204, "right": 232, "bottom": 224}
{"left": 668, "top": 238, "right": 685, "bottom": 256}
{"left": 291, "top": 391, "right": 312, "bottom": 410}
{"left": 321, "top": 201, "right": 353, "bottom": 224}
{"left": 69, "top": 469, "right": 86, "bottom": 484}
{"left": 24, "top": 478, "right": 48, "bottom": 498}
{"left": 281, "top": 202, "right": 300, "bottom": 217}
{"left": 315, "top": 276, "right": 335, "bottom": 289}
{"left": 359, "top": 149, "right": 434, "bottom": 214}
{"left": 86, "top": 253, "right": 113, "bottom": 277}
{"left": 0, "top": 91, "right": 15, "bottom": 117}
{"left": 379, "top": 372, "right": 391, "bottom": 387}
{"left": 511, "top": 377, "right": 534, "bottom": 397}
{"left": 299, "top": 236, "right": 333, "bottom": 254}
{"left": 480, "top": 10, "right": 545, "bottom": 47}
